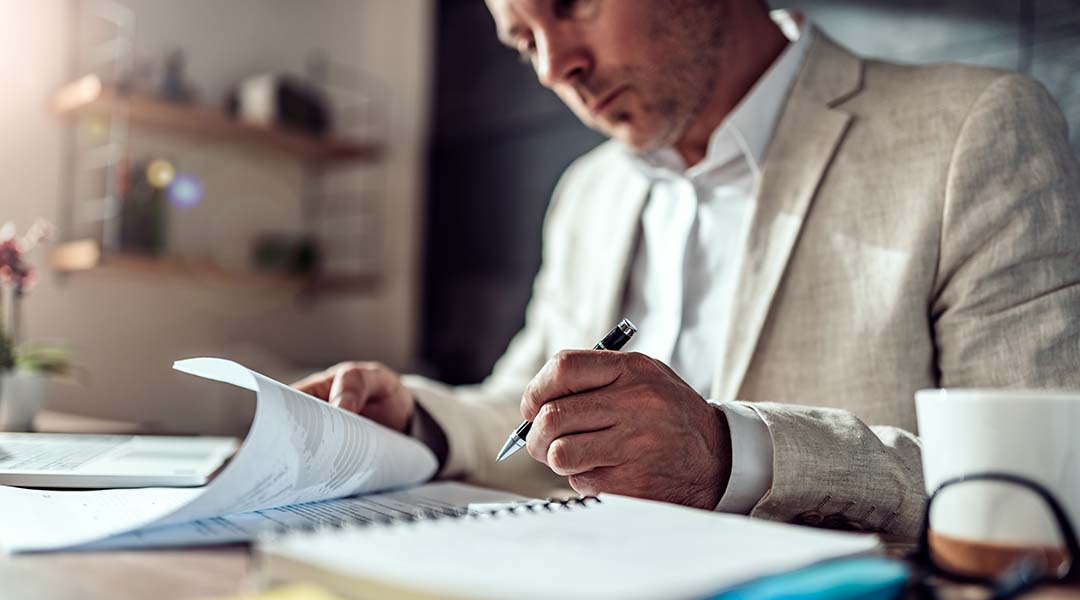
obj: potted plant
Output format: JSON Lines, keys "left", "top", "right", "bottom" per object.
{"left": 0, "top": 220, "right": 75, "bottom": 431}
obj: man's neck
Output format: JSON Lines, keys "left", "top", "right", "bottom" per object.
{"left": 675, "top": 13, "right": 791, "bottom": 168}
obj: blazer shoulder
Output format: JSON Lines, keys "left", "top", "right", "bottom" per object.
{"left": 856, "top": 59, "right": 1050, "bottom": 116}
{"left": 844, "top": 59, "right": 1065, "bottom": 154}
{"left": 865, "top": 59, "right": 1007, "bottom": 87}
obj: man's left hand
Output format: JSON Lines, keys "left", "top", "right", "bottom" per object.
{"left": 520, "top": 350, "right": 732, "bottom": 510}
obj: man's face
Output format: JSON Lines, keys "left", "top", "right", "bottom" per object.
{"left": 486, "top": 0, "right": 727, "bottom": 152}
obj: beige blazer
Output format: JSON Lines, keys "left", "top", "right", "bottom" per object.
{"left": 404, "top": 34, "right": 1080, "bottom": 540}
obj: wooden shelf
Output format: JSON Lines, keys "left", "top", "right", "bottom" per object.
{"left": 50, "top": 75, "right": 382, "bottom": 166}
{"left": 50, "top": 240, "right": 378, "bottom": 296}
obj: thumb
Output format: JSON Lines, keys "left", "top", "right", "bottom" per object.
{"left": 328, "top": 365, "right": 373, "bottom": 414}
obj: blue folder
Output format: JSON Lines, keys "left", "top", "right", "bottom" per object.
{"left": 710, "top": 556, "right": 910, "bottom": 600}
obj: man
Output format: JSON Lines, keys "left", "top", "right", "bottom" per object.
{"left": 294, "top": 0, "right": 1080, "bottom": 539}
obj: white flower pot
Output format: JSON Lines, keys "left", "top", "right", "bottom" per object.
{"left": 0, "top": 370, "right": 47, "bottom": 431}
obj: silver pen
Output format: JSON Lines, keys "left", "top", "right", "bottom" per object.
{"left": 495, "top": 318, "right": 638, "bottom": 462}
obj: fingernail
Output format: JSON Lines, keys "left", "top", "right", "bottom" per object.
{"left": 331, "top": 392, "right": 354, "bottom": 408}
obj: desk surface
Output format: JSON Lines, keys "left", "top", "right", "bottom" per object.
{"left": 4, "top": 412, "right": 1078, "bottom": 600}
{"left": 3, "top": 547, "right": 251, "bottom": 600}
{"left": 2, "top": 412, "right": 248, "bottom": 599}
{"left": 7, "top": 545, "right": 1080, "bottom": 600}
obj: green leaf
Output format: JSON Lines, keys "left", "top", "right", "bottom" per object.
{"left": 0, "top": 329, "right": 14, "bottom": 371}
{"left": 14, "top": 343, "right": 75, "bottom": 376}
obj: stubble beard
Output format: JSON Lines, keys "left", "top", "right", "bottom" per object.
{"left": 630, "top": 0, "right": 728, "bottom": 153}
{"left": 634, "top": 58, "right": 721, "bottom": 153}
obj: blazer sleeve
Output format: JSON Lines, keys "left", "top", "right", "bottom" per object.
{"left": 745, "top": 74, "right": 1080, "bottom": 540}
{"left": 399, "top": 162, "right": 584, "bottom": 495}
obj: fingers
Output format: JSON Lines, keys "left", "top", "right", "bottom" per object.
{"left": 294, "top": 362, "right": 398, "bottom": 415}
{"left": 567, "top": 466, "right": 619, "bottom": 497}
{"left": 521, "top": 350, "right": 640, "bottom": 420}
{"left": 525, "top": 394, "right": 618, "bottom": 466}
{"left": 327, "top": 363, "right": 397, "bottom": 414}
{"left": 291, "top": 370, "right": 335, "bottom": 400}
{"left": 542, "top": 428, "right": 627, "bottom": 477}
{"left": 291, "top": 360, "right": 362, "bottom": 401}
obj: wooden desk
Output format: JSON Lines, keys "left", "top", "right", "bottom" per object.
{"left": 0, "top": 412, "right": 252, "bottom": 599}
{"left": 4, "top": 413, "right": 1078, "bottom": 599}
{"left": 2, "top": 547, "right": 251, "bottom": 600}
{"left": 7, "top": 546, "right": 1079, "bottom": 600}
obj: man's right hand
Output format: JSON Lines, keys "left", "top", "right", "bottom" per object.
{"left": 292, "top": 362, "right": 415, "bottom": 434}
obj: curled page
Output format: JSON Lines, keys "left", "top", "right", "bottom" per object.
{"left": 161, "top": 358, "right": 438, "bottom": 522}
{"left": 0, "top": 358, "right": 437, "bottom": 553}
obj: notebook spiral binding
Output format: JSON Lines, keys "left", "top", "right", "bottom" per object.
{"left": 264, "top": 496, "right": 603, "bottom": 541}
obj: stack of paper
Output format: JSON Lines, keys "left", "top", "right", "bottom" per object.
{"left": 0, "top": 358, "right": 446, "bottom": 553}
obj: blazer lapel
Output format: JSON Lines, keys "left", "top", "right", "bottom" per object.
{"left": 712, "top": 35, "right": 863, "bottom": 402}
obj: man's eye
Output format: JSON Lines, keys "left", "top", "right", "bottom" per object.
{"left": 554, "top": 0, "right": 593, "bottom": 19}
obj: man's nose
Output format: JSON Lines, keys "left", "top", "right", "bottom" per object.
{"left": 535, "top": 33, "right": 590, "bottom": 89}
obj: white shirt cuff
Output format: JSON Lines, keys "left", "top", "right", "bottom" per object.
{"left": 709, "top": 400, "right": 774, "bottom": 514}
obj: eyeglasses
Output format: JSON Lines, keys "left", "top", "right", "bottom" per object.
{"left": 908, "top": 472, "right": 1080, "bottom": 599}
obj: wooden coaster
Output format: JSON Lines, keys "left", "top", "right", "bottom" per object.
{"left": 929, "top": 530, "right": 1069, "bottom": 578}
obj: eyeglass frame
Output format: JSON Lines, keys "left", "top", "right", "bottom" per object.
{"left": 909, "top": 472, "right": 1080, "bottom": 596}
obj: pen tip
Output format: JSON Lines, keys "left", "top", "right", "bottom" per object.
{"left": 495, "top": 437, "right": 518, "bottom": 463}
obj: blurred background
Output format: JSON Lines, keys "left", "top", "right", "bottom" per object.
{"left": 1, "top": 0, "right": 1077, "bottom": 435}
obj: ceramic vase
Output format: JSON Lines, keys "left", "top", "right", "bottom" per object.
{"left": 0, "top": 369, "right": 46, "bottom": 431}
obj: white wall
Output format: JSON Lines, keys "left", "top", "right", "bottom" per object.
{"left": 0, "top": 0, "right": 433, "bottom": 434}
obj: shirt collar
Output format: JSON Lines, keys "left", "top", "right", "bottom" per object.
{"left": 632, "top": 10, "right": 814, "bottom": 179}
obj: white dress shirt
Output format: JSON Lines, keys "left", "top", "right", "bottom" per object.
{"left": 621, "top": 11, "right": 813, "bottom": 514}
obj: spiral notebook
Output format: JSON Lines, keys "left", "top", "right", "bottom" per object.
{"left": 256, "top": 494, "right": 882, "bottom": 600}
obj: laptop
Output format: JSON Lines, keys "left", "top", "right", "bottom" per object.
{"left": 0, "top": 433, "right": 239, "bottom": 488}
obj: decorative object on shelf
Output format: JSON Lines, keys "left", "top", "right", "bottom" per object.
{"left": 225, "top": 73, "right": 331, "bottom": 136}
{"left": 252, "top": 233, "right": 322, "bottom": 276}
{"left": 115, "top": 47, "right": 200, "bottom": 106}
{"left": 117, "top": 157, "right": 168, "bottom": 255}
{"left": 159, "top": 48, "right": 196, "bottom": 104}
{"left": 0, "top": 221, "right": 75, "bottom": 431}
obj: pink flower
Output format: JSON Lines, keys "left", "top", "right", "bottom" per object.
{"left": 20, "top": 220, "right": 53, "bottom": 251}
{"left": 0, "top": 220, "right": 51, "bottom": 296}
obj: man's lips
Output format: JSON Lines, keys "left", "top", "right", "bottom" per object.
{"left": 588, "top": 86, "right": 627, "bottom": 118}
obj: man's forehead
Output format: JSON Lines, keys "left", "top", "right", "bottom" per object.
{"left": 485, "top": 0, "right": 539, "bottom": 17}
{"left": 486, "top": 0, "right": 542, "bottom": 41}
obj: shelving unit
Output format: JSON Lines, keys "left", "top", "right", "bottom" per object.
{"left": 48, "top": 1, "right": 387, "bottom": 296}
{"left": 48, "top": 71, "right": 383, "bottom": 295}
{"left": 49, "top": 76, "right": 382, "bottom": 166}
{"left": 48, "top": 239, "right": 378, "bottom": 294}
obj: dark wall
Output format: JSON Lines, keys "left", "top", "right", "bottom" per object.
{"left": 422, "top": 0, "right": 1080, "bottom": 385}
{"left": 421, "top": 0, "right": 604, "bottom": 383}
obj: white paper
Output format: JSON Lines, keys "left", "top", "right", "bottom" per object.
{"left": 83, "top": 482, "right": 523, "bottom": 550}
{"left": 0, "top": 358, "right": 438, "bottom": 553}
{"left": 261, "top": 495, "right": 882, "bottom": 600}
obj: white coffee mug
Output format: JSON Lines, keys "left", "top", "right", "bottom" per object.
{"left": 915, "top": 389, "right": 1080, "bottom": 574}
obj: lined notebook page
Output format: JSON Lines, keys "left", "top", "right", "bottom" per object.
{"left": 259, "top": 494, "right": 881, "bottom": 600}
